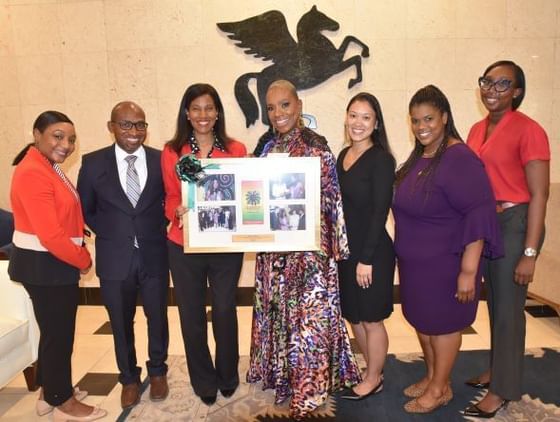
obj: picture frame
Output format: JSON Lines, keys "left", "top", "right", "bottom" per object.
{"left": 182, "top": 156, "right": 321, "bottom": 253}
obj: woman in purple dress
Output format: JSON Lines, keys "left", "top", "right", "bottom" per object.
{"left": 392, "top": 85, "right": 502, "bottom": 414}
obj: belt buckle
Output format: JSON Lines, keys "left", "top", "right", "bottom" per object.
{"left": 497, "top": 201, "right": 520, "bottom": 213}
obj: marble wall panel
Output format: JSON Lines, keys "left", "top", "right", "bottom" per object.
{"left": 456, "top": 0, "right": 507, "bottom": 39}
{"left": 506, "top": 0, "right": 558, "bottom": 38}
{"left": 0, "top": 0, "right": 558, "bottom": 209}
{"left": 0, "top": 5, "right": 16, "bottom": 56}
{"left": 11, "top": 3, "right": 62, "bottom": 56}
{"left": 59, "top": 0, "right": 106, "bottom": 53}
{"left": 62, "top": 52, "right": 110, "bottom": 104}
{"left": 16, "top": 54, "right": 65, "bottom": 105}
{"left": 0, "top": 56, "right": 20, "bottom": 106}
{"left": 406, "top": 0, "right": 456, "bottom": 39}
{"left": 357, "top": 0, "right": 407, "bottom": 40}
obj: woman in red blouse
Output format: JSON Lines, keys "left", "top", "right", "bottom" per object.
{"left": 9, "top": 111, "right": 107, "bottom": 422}
{"left": 464, "top": 61, "right": 550, "bottom": 418}
{"left": 162, "top": 84, "right": 246, "bottom": 406}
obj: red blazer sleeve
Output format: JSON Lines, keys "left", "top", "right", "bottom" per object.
{"left": 14, "top": 166, "right": 91, "bottom": 270}
{"left": 161, "top": 146, "right": 181, "bottom": 222}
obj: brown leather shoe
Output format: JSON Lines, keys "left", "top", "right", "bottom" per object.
{"left": 149, "top": 375, "right": 169, "bottom": 402}
{"left": 121, "top": 383, "right": 140, "bottom": 409}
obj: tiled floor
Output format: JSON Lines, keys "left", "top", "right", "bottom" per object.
{"left": 1, "top": 302, "right": 559, "bottom": 421}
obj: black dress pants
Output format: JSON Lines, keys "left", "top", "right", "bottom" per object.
{"left": 100, "top": 249, "right": 169, "bottom": 385}
{"left": 23, "top": 283, "right": 79, "bottom": 406}
{"left": 168, "top": 240, "right": 243, "bottom": 397}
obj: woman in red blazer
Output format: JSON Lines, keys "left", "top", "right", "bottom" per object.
{"left": 9, "top": 111, "right": 107, "bottom": 422}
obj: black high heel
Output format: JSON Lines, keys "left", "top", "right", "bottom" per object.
{"left": 463, "top": 400, "right": 509, "bottom": 418}
{"left": 465, "top": 377, "right": 490, "bottom": 389}
{"left": 340, "top": 379, "right": 383, "bottom": 401}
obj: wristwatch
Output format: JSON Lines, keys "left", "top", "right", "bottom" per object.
{"left": 523, "top": 247, "right": 537, "bottom": 257}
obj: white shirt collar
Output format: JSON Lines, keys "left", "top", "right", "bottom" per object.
{"left": 114, "top": 143, "right": 146, "bottom": 162}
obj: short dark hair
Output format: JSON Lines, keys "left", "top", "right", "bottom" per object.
{"left": 483, "top": 60, "right": 526, "bottom": 110}
{"left": 167, "top": 83, "right": 230, "bottom": 155}
{"left": 13, "top": 110, "right": 74, "bottom": 165}
{"left": 34, "top": 110, "right": 73, "bottom": 132}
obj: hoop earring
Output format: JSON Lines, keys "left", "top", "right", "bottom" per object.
{"left": 298, "top": 114, "right": 304, "bottom": 128}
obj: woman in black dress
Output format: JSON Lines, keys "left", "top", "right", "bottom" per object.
{"left": 337, "top": 92, "right": 396, "bottom": 400}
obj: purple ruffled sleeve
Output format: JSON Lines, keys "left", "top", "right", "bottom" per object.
{"left": 444, "top": 146, "right": 504, "bottom": 259}
{"left": 453, "top": 201, "right": 503, "bottom": 259}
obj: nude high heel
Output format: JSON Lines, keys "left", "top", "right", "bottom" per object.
{"left": 36, "top": 388, "right": 88, "bottom": 416}
{"left": 52, "top": 406, "right": 107, "bottom": 422}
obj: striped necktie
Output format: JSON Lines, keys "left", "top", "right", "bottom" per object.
{"left": 125, "top": 155, "right": 141, "bottom": 207}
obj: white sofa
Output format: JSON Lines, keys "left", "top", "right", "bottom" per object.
{"left": 0, "top": 260, "right": 40, "bottom": 390}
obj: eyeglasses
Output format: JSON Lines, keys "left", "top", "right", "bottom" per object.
{"left": 111, "top": 120, "right": 148, "bottom": 131}
{"left": 478, "top": 77, "right": 513, "bottom": 93}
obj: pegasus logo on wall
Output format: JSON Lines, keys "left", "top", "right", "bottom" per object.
{"left": 217, "top": 5, "right": 370, "bottom": 127}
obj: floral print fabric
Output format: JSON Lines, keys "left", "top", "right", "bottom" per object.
{"left": 247, "top": 127, "right": 360, "bottom": 419}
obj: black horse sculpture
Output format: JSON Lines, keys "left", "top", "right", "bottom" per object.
{"left": 217, "top": 5, "right": 370, "bottom": 127}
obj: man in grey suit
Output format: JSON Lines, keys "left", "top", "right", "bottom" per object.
{"left": 77, "top": 102, "right": 169, "bottom": 409}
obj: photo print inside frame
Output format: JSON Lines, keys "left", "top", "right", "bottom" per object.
{"left": 197, "top": 174, "right": 235, "bottom": 202}
{"left": 269, "top": 204, "right": 306, "bottom": 231}
{"left": 269, "top": 173, "right": 306, "bottom": 200}
{"left": 197, "top": 205, "right": 236, "bottom": 232}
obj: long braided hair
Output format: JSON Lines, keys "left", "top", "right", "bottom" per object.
{"left": 395, "top": 85, "right": 462, "bottom": 189}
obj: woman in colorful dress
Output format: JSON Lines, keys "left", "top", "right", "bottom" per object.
{"left": 336, "top": 93, "right": 396, "bottom": 400}
{"left": 162, "top": 83, "right": 247, "bottom": 406}
{"left": 247, "top": 79, "right": 360, "bottom": 419}
{"left": 392, "top": 85, "right": 502, "bottom": 414}
{"left": 463, "top": 61, "right": 550, "bottom": 418}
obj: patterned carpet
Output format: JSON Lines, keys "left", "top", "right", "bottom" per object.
{"left": 118, "top": 348, "right": 560, "bottom": 421}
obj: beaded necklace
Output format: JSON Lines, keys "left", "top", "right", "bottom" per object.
{"left": 188, "top": 133, "right": 225, "bottom": 158}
